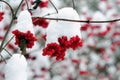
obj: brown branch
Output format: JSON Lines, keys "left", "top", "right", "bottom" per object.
{"left": 33, "top": 17, "right": 120, "bottom": 23}
{"left": 0, "top": 0, "right": 24, "bottom": 54}
{"left": 25, "top": 0, "right": 29, "bottom": 10}
{"left": 0, "top": 0, "right": 14, "bottom": 17}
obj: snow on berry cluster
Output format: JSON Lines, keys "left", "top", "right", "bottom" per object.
{"left": 1, "top": 0, "right": 120, "bottom": 80}
{"left": 42, "top": 7, "right": 82, "bottom": 60}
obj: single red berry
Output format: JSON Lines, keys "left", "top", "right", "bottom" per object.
{"left": 0, "top": 12, "right": 4, "bottom": 22}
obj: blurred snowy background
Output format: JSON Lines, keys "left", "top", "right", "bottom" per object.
{"left": 1, "top": 0, "right": 120, "bottom": 80}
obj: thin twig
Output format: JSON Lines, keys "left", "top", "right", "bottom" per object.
{"left": 0, "top": 36, "right": 14, "bottom": 61}
{"left": 72, "top": 0, "right": 75, "bottom": 9}
{"left": 0, "top": 0, "right": 14, "bottom": 17}
{"left": 0, "top": 0, "right": 14, "bottom": 51}
{"left": 49, "top": 0, "right": 58, "bottom": 13}
{"left": 0, "top": 0, "right": 24, "bottom": 53}
{"left": 0, "top": 0, "right": 14, "bottom": 62}
{"left": 14, "top": 0, "right": 24, "bottom": 16}
{"left": 3, "top": 48, "right": 12, "bottom": 56}
{"left": 34, "top": 17, "right": 120, "bottom": 23}
{"left": 2, "top": 36, "right": 14, "bottom": 51}
{"left": 0, "top": 54, "right": 6, "bottom": 63}
{"left": 25, "top": 0, "right": 29, "bottom": 9}
{"left": 0, "top": 19, "right": 14, "bottom": 52}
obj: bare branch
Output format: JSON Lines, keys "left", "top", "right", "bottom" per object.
{"left": 0, "top": 0, "right": 24, "bottom": 54}
{"left": 72, "top": 0, "right": 75, "bottom": 9}
{"left": 49, "top": 0, "right": 58, "bottom": 13}
{"left": 25, "top": 0, "right": 29, "bottom": 10}
{"left": 34, "top": 17, "right": 120, "bottom": 23}
{"left": 0, "top": 0, "right": 14, "bottom": 17}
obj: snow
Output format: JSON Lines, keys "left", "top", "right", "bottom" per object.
{"left": 13, "top": 10, "right": 35, "bottom": 34}
{"left": 46, "top": 7, "right": 81, "bottom": 45}
{"left": 8, "top": 0, "right": 22, "bottom": 8}
{"left": 5, "top": 54, "right": 28, "bottom": 80}
{"left": 1, "top": 0, "right": 120, "bottom": 80}
{"left": 92, "top": 11, "right": 108, "bottom": 32}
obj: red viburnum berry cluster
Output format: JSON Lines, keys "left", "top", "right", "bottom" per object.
{"left": 0, "top": 12, "right": 4, "bottom": 22}
{"left": 42, "top": 35, "right": 83, "bottom": 60}
{"left": 32, "top": 18, "right": 49, "bottom": 28}
{"left": 12, "top": 30, "right": 37, "bottom": 48}
{"left": 39, "top": 1, "right": 48, "bottom": 8}
{"left": 42, "top": 43, "right": 65, "bottom": 60}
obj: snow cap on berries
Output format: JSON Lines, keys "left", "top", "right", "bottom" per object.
{"left": 5, "top": 54, "right": 27, "bottom": 80}
{"left": 46, "top": 7, "right": 82, "bottom": 44}
{"left": 12, "top": 10, "right": 36, "bottom": 48}
{"left": 43, "top": 7, "right": 82, "bottom": 60}
{"left": 14, "top": 10, "right": 34, "bottom": 34}
{"left": 57, "top": 7, "right": 81, "bottom": 38}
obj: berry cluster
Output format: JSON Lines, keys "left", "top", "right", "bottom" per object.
{"left": 42, "top": 35, "right": 82, "bottom": 60}
{"left": 32, "top": 18, "right": 48, "bottom": 28}
{"left": 12, "top": 30, "right": 37, "bottom": 48}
